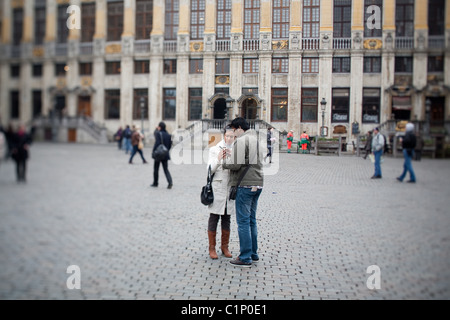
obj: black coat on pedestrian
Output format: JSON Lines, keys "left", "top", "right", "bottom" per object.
{"left": 402, "top": 131, "right": 416, "bottom": 150}
{"left": 402, "top": 131, "right": 416, "bottom": 157}
{"left": 152, "top": 129, "right": 172, "bottom": 161}
{"left": 11, "top": 131, "right": 32, "bottom": 161}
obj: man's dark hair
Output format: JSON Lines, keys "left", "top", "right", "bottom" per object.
{"left": 223, "top": 124, "right": 233, "bottom": 135}
{"left": 230, "top": 117, "right": 250, "bottom": 131}
{"left": 158, "top": 121, "right": 166, "bottom": 131}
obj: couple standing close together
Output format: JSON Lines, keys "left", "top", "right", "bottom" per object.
{"left": 206, "top": 117, "right": 264, "bottom": 268}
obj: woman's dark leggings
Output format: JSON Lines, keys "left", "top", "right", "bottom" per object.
{"left": 208, "top": 213, "right": 230, "bottom": 232}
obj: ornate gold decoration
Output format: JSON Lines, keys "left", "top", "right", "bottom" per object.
{"left": 56, "top": 78, "right": 66, "bottom": 89}
{"left": 33, "top": 47, "right": 44, "bottom": 57}
{"left": 11, "top": 0, "right": 24, "bottom": 8}
{"left": 215, "top": 76, "right": 230, "bottom": 85}
{"left": 190, "top": 42, "right": 204, "bottom": 52}
{"left": 105, "top": 44, "right": 122, "bottom": 54}
{"left": 363, "top": 39, "right": 382, "bottom": 50}
{"left": 81, "top": 77, "right": 92, "bottom": 87}
{"left": 272, "top": 40, "right": 289, "bottom": 50}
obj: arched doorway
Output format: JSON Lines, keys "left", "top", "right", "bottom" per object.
{"left": 241, "top": 97, "right": 258, "bottom": 120}
{"left": 213, "top": 98, "right": 226, "bottom": 119}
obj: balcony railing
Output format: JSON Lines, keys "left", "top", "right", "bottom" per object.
{"left": 428, "top": 35, "right": 445, "bottom": 49}
{"left": 11, "top": 45, "right": 21, "bottom": 58}
{"left": 333, "top": 38, "right": 352, "bottom": 49}
{"left": 135, "top": 39, "right": 151, "bottom": 53}
{"left": 395, "top": 37, "right": 414, "bottom": 49}
{"left": 79, "top": 42, "right": 93, "bottom": 55}
{"left": 216, "top": 40, "right": 230, "bottom": 52}
{"left": 302, "top": 38, "right": 320, "bottom": 50}
{"left": 243, "top": 39, "right": 259, "bottom": 51}
{"left": 55, "top": 43, "right": 68, "bottom": 56}
{"left": 163, "top": 40, "right": 177, "bottom": 52}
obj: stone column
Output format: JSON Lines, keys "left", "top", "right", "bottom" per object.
{"left": 67, "top": 0, "right": 81, "bottom": 118}
{"left": 176, "top": 54, "right": 189, "bottom": 129}
{"left": 318, "top": 52, "right": 333, "bottom": 138}
{"left": 204, "top": 0, "right": 216, "bottom": 51}
{"left": 202, "top": 52, "right": 215, "bottom": 118}
{"left": 230, "top": 0, "right": 243, "bottom": 51}
{"left": 19, "top": 0, "right": 34, "bottom": 123}
{"left": 178, "top": 0, "right": 190, "bottom": 52}
{"left": 92, "top": 0, "right": 107, "bottom": 123}
{"left": 320, "top": 0, "right": 333, "bottom": 50}
{"left": 351, "top": 0, "right": 364, "bottom": 50}
{"left": 120, "top": 0, "right": 136, "bottom": 126}
{"left": 413, "top": 0, "right": 429, "bottom": 122}
{"left": 149, "top": 0, "right": 164, "bottom": 131}
{"left": 318, "top": 0, "right": 334, "bottom": 136}
{"left": 230, "top": 53, "right": 242, "bottom": 118}
{"left": 289, "top": 0, "right": 302, "bottom": 50}
{"left": 149, "top": 56, "right": 163, "bottom": 132}
{"left": 259, "top": 0, "right": 272, "bottom": 50}
{"left": 258, "top": 52, "right": 272, "bottom": 122}
{"left": 288, "top": 52, "right": 302, "bottom": 134}
{"left": 43, "top": 0, "right": 56, "bottom": 117}
{"left": 0, "top": 0, "right": 11, "bottom": 122}
{"left": 350, "top": 51, "right": 363, "bottom": 129}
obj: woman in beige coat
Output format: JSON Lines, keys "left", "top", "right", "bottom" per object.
{"left": 207, "top": 125, "right": 235, "bottom": 259}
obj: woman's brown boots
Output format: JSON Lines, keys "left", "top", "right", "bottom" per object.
{"left": 220, "top": 229, "right": 232, "bottom": 258}
{"left": 208, "top": 230, "right": 232, "bottom": 259}
{"left": 208, "top": 231, "right": 218, "bottom": 259}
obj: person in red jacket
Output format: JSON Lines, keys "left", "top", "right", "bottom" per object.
{"left": 287, "top": 130, "right": 294, "bottom": 153}
{"left": 300, "top": 131, "right": 309, "bottom": 154}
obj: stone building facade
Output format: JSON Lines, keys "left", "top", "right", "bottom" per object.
{"left": 0, "top": 0, "right": 449, "bottom": 144}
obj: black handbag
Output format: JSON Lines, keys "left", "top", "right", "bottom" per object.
{"left": 152, "top": 132, "right": 169, "bottom": 161}
{"left": 229, "top": 165, "right": 250, "bottom": 200}
{"left": 201, "top": 165, "right": 215, "bottom": 206}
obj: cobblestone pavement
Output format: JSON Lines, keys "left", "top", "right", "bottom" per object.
{"left": 0, "top": 142, "right": 449, "bottom": 300}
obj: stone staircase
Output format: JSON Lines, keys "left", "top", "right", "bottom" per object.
{"left": 31, "top": 115, "right": 108, "bottom": 144}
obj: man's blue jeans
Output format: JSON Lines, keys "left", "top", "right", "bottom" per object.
{"left": 399, "top": 149, "right": 416, "bottom": 182}
{"left": 373, "top": 149, "right": 383, "bottom": 177}
{"left": 235, "top": 187, "right": 262, "bottom": 263}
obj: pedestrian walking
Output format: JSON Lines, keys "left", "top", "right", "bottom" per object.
{"left": 397, "top": 123, "right": 417, "bottom": 183}
{"left": 122, "top": 125, "right": 132, "bottom": 154}
{"left": 206, "top": 125, "right": 236, "bottom": 259}
{"left": 150, "top": 122, "right": 173, "bottom": 189}
{"left": 223, "top": 117, "right": 264, "bottom": 268}
{"left": 363, "top": 130, "right": 373, "bottom": 159}
{"left": 10, "top": 124, "right": 33, "bottom": 183}
{"left": 129, "top": 126, "right": 147, "bottom": 164}
{"left": 371, "top": 127, "right": 384, "bottom": 179}
{"left": 287, "top": 130, "right": 294, "bottom": 153}
{"left": 264, "top": 127, "right": 275, "bottom": 163}
{"left": 114, "top": 126, "right": 123, "bottom": 150}
{"left": 300, "top": 131, "right": 309, "bottom": 154}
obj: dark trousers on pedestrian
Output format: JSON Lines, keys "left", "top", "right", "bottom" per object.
{"left": 129, "top": 145, "right": 147, "bottom": 163}
{"left": 15, "top": 159, "right": 26, "bottom": 182}
{"left": 153, "top": 160, "right": 172, "bottom": 186}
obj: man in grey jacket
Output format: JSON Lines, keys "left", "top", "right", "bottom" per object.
{"left": 371, "top": 127, "right": 385, "bottom": 179}
{"left": 223, "top": 117, "right": 264, "bottom": 267}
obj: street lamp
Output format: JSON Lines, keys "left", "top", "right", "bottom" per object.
{"left": 140, "top": 97, "right": 146, "bottom": 135}
{"left": 320, "top": 98, "right": 327, "bottom": 137}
